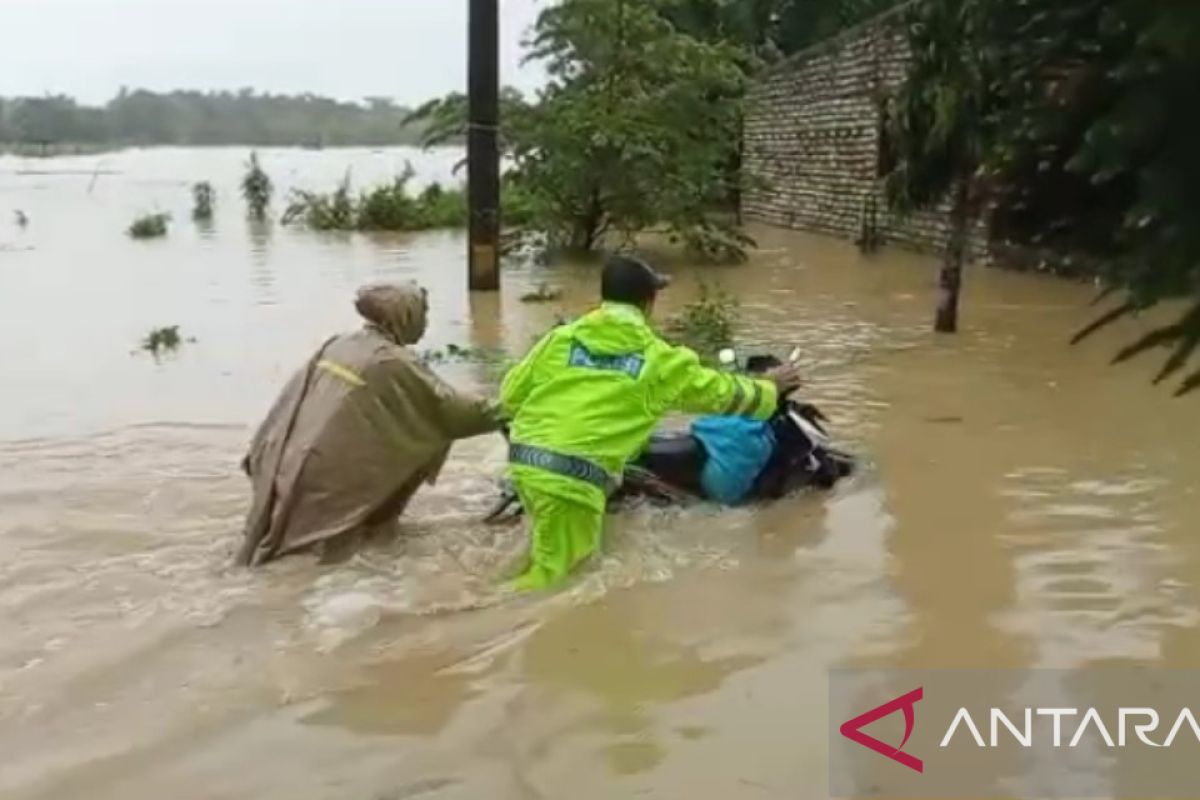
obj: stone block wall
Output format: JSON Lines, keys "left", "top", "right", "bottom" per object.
{"left": 742, "top": 7, "right": 990, "bottom": 261}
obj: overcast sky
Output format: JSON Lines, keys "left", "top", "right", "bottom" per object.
{"left": 3, "top": 0, "right": 547, "bottom": 105}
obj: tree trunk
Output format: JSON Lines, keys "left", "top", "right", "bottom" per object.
{"left": 732, "top": 114, "right": 745, "bottom": 227}
{"left": 935, "top": 176, "right": 971, "bottom": 334}
{"left": 571, "top": 187, "right": 604, "bottom": 251}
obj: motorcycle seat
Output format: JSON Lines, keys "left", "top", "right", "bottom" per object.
{"left": 635, "top": 432, "right": 707, "bottom": 496}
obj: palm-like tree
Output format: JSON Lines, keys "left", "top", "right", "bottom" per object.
{"left": 884, "top": 0, "right": 995, "bottom": 333}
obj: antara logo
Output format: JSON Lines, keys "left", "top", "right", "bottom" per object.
{"left": 839, "top": 687, "right": 925, "bottom": 773}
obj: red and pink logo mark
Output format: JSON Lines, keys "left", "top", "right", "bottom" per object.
{"left": 839, "top": 687, "right": 924, "bottom": 773}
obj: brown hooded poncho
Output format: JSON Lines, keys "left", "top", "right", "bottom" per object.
{"left": 237, "top": 282, "right": 499, "bottom": 566}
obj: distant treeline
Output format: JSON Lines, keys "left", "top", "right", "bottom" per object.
{"left": 0, "top": 89, "right": 425, "bottom": 149}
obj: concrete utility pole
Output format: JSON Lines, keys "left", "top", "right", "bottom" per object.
{"left": 467, "top": 0, "right": 501, "bottom": 291}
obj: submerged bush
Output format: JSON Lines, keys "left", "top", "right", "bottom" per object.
{"left": 192, "top": 181, "right": 215, "bottom": 220}
{"left": 355, "top": 176, "right": 424, "bottom": 231}
{"left": 282, "top": 173, "right": 358, "bottom": 230}
{"left": 412, "top": 181, "right": 467, "bottom": 229}
{"left": 241, "top": 152, "right": 273, "bottom": 220}
{"left": 665, "top": 282, "right": 739, "bottom": 360}
{"left": 674, "top": 219, "right": 756, "bottom": 264}
{"left": 128, "top": 212, "right": 170, "bottom": 239}
{"left": 141, "top": 325, "right": 182, "bottom": 356}
{"left": 283, "top": 166, "right": 467, "bottom": 232}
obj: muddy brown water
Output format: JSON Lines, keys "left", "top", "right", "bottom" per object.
{"left": 1, "top": 148, "right": 1197, "bottom": 799}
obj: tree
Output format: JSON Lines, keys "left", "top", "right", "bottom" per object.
{"left": 884, "top": 0, "right": 1200, "bottom": 391}
{"left": 532, "top": 0, "right": 752, "bottom": 255}
{"left": 660, "top": 0, "right": 783, "bottom": 58}
{"left": 660, "top": 0, "right": 903, "bottom": 59}
{"left": 776, "top": 0, "right": 902, "bottom": 52}
{"left": 1056, "top": 1, "right": 1200, "bottom": 395}
{"left": 10, "top": 96, "right": 85, "bottom": 143}
{"left": 407, "top": 88, "right": 533, "bottom": 154}
{"left": 883, "top": 0, "right": 1000, "bottom": 333}
{"left": 0, "top": 88, "right": 423, "bottom": 148}
{"left": 241, "top": 152, "right": 273, "bottom": 220}
{"left": 413, "top": 0, "right": 751, "bottom": 259}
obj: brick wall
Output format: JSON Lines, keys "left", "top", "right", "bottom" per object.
{"left": 742, "top": 7, "right": 989, "bottom": 261}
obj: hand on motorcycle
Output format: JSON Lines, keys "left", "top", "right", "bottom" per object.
{"left": 764, "top": 363, "right": 803, "bottom": 398}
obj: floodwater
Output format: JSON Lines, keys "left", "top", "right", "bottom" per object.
{"left": 0, "top": 147, "right": 1197, "bottom": 799}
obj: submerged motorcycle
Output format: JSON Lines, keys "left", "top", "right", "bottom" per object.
{"left": 483, "top": 351, "right": 855, "bottom": 523}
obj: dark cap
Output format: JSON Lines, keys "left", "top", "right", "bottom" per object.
{"left": 601, "top": 254, "right": 670, "bottom": 306}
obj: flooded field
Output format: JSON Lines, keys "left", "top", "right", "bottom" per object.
{"left": 1, "top": 147, "right": 1197, "bottom": 799}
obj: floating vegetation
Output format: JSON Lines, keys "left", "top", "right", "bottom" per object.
{"left": 519, "top": 283, "right": 563, "bottom": 303}
{"left": 127, "top": 212, "right": 170, "bottom": 239}
{"left": 140, "top": 325, "right": 191, "bottom": 358}
{"left": 241, "top": 152, "right": 273, "bottom": 220}
{"left": 665, "top": 281, "right": 739, "bottom": 360}
{"left": 192, "top": 181, "right": 215, "bottom": 220}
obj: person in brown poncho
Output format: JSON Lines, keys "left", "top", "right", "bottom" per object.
{"left": 237, "top": 282, "right": 500, "bottom": 566}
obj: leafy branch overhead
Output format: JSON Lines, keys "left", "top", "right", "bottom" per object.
{"left": 885, "top": 0, "right": 1200, "bottom": 393}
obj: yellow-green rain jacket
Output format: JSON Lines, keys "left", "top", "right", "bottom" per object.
{"left": 500, "top": 302, "right": 779, "bottom": 510}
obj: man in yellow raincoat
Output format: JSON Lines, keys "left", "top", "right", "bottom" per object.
{"left": 500, "top": 255, "right": 803, "bottom": 590}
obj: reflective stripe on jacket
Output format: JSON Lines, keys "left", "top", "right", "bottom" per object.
{"left": 500, "top": 302, "right": 777, "bottom": 502}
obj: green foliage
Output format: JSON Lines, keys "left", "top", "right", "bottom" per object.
{"left": 409, "top": 0, "right": 753, "bottom": 260}
{"left": 526, "top": 0, "right": 750, "bottom": 256}
{"left": 127, "top": 212, "right": 169, "bottom": 239}
{"left": 412, "top": 181, "right": 468, "bottom": 229}
{"left": 141, "top": 325, "right": 182, "bottom": 356}
{"left": 882, "top": 0, "right": 1006, "bottom": 332}
{"left": 665, "top": 281, "right": 740, "bottom": 359}
{"left": 500, "top": 177, "right": 540, "bottom": 229}
{"left": 284, "top": 174, "right": 358, "bottom": 230}
{"left": 776, "top": 0, "right": 904, "bottom": 54}
{"left": 406, "top": 88, "right": 533, "bottom": 151}
{"left": 192, "top": 181, "right": 215, "bottom": 221}
{"left": 661, "top": 0, "right": 902, "bottom": 60}
{"left": 355, "top": 179, "right": 425, "bottom": 230}
{"left": 884, "top": 0, "right": 995, "bottom": 214}
{"left": 281, "top": 167, "right": 467, "bottom": 232}
{"left": 0, "top": 89, "right": 424, "bottom": 148}
{"left": 1049, "top": 1, "right": 1200, "bottom": 395}
{"left": 241, "top": 152, "right": 273, "bottom": 220}
{"left": 887, "top": 0, "right": 1200, "bottom": 391}
{"left": 671, "top": 216, "right": 758, "bottom": 263}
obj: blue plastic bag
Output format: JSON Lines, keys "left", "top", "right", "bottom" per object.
{"left": 692, "top": 416, "right": 776, "bottom": 506}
